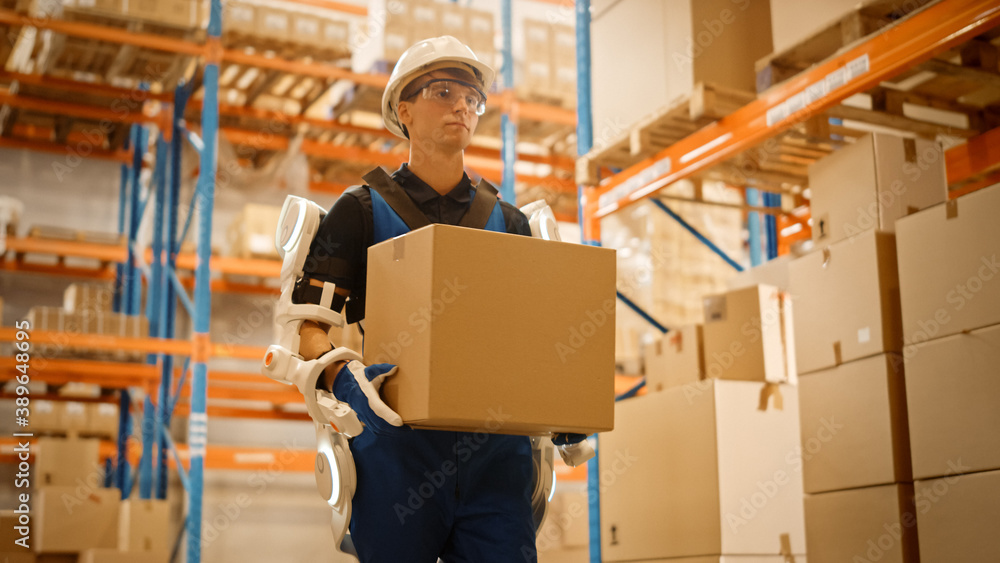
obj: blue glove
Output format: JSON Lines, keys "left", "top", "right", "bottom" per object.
{"left": 332, "top": 360, "right": 405, "bottom": 435}
{"left": 552, "top": 433, "right": 588, "bottom": 446}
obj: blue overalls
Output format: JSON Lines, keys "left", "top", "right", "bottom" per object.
{"left": 347, "top": 172, "right": 536, "bottom": 563}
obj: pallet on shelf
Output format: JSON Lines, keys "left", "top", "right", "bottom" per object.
{"left": 755, "top": 0, "right": 940, "bottom": 94}
{"left": 28, "top": 224, "right": 124, "bottom": 245}
{"left": 577, "top": 83, "right": 756, "bottom": 186}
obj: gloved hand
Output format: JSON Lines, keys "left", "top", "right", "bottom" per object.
{"left": 552, "top": 433, "right": 595, "bottom": 467}
{"left": 331, "top": 360, "right": 404, "bottom": 435}
{"left": 552, "top": 433, "right": 588, "bottom": 446}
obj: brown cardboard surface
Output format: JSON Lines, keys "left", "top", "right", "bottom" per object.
{"left": 798, "top": 354, "right": 911, "bottom": 494}
{"left": 79, "top": 549, "right": 168, "bottom": 563}
{"left": 60, "top": 401, "right": 89, "bottom": 433}
{"left": 727, "top": 255, "right": 793, "bottom": 292}
{"left": 627, "top": 558, "right": 805, "bottom": 563}
{"left": 804, "top": 484, "right": 919, "bottom": 563}
{"left": 599, "top": 380, "right": 805, "bottom": 561}
{"left": 645, "top": 325, "right": 703, "bottom": 392}
{"left": 702, "top": 285, "right": 796, "bottom": 384}
{"left": 35, "top": 486, "right": 119, "bottom": 553}
{"left": 915, "top": 469, "right": 1000, "bottom": 562}
{"left": 905, "top": 323, "right": 1000, "bottom": 479}
{"left": 789, "top": 230, "right": 902, "bottom": 375}
{"left": 365, "top": 224, "right": 616, "bottom": 435}
{"left": 32, "top": 401, "right": 61, "bottom": 433}
{"left": 809, "top": 133, "right": 946, "bottom": 248}
{"left": 87, "top": 403, "right": 118, "bottom": 439}
{"left": 118, "top": 500, "right": 170, "bottom": 553}
{"left": 36, "top": 437, "right": 101, "bottom": 487}
{"left": 896, "top": 184, "right": 1000, "bottom": 342}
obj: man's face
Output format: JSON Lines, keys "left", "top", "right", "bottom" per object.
{"left": 398, "top": 69, "right": 482, "bottom": 152}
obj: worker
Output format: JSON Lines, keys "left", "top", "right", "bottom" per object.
{"left": 289, "top": 36, "right": 585, "bottom": 562}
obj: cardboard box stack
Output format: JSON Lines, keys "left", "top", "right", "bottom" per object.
{"left": 24, "top": 283, "right": 148, "bottom": 362}
{"left": 599, "top": 380, "right": 805, "bottom": 561}
{"left": 520, "top": 20, "right": 575, "bottom": 108}
{"left": 601, "top": 283, "right": 805, "bottom": 561}
{"left": 217, "top": 1, "right": 349, "bottom": 58}
{"left": 788, "top": 132, "right": 949, "bottom": 563}
{"left": 353, "top": 0, "right": 496, "bottom": 74}
{"left": 228, "top": 203, "right": 282, "bottom": 259}
{"left": 894, "top": 184, "right": 1000, "bottom": 561}
{"left": 364, "top": 224, "right": 616, "bottom": 435}
{"left": 592, "top": 0, "right": 773, "bottom": 135}
{"left": 34, "top": 486, "right": 120, "bottom": 555}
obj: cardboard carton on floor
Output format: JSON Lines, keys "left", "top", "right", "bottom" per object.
{"left": 916, "top": 469, "right": 1000, "bottom": 563}
{"left": 798, "top": 354, "right": 911, "bottom": 493}
{"left": 365, "top": 224, "right": 616, "bottom": 435}
{"left": 598, "top": 380, "right": 805, "bottom": 561}
{"left": 645, "top": 324, "right": 704, "bottom": 392}
{"left": 905, "top": 322, "right": 1000, "bottom": 479}
{"left": 118, "top": 499, "right": 171, "bottom": 554}
{"left": 809, "top": 132, "right": 946, "bottom": 248}
{"left": 896, "top": 184, "right": 1000, "bottom": 342}
{"left": 804, "top": 484, "right": 919, "bottom": 563}
{"left": 702, "top": 285, "right": 796, "bottom": 384}
{"left": 789, "top": 230, "right": 901, "bottom": 375}
{"left": 36, "top": 437, "right": 101, "bottom": 487}
{"left": 35, "top": 486, "right": 119, "bottom": 552}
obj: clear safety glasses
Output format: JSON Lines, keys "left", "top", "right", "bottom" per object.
{"left": 404, "top": 79, "right": 487, "bottom": 116}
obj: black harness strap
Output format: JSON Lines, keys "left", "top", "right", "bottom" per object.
{"left": 362, "top": 168, "right": 432, "bottom": 231}
{"left": 458, "top": 179, "right": 500, "bottom": 229}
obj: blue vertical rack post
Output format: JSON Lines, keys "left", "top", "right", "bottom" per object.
{"left": 764, "top": 192, "right": 780, "bottom": 260}
{"left": 186, "top": 1, "right": 222, "bottom": 560}
{"left": 572, "top": 0, "right": 603, "bottom": 561}
{"left": 499, "top": 0, "right": 516, "bottom": 205}
{"left": 746, "top": 188, "right": 762, "bottom": 267}
{"left": 157, "top": 83, "right": 189, "bottom": 501}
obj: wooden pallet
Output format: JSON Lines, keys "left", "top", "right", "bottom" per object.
{"left": 8, "top": 8, "right": 199, "bottom": 91}
{"left": 755, "top": 0, "right": 940, "bottom": 94}
{"left": 576, "top": 82, "right": 756, "bottom": 186}
{"left": 28, "top": 225, "right": 125, "bottom": 246}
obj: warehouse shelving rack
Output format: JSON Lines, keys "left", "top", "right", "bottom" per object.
{"left": 574, "top": 1, "right": 1000, "bottom": 561}
{"left": 0, "top": 2, "right": 591, "bottom": 561}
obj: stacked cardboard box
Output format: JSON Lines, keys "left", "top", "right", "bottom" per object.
{"left": 591, "top": 0, "right": 773, "bottom": 135}
{"left": 364, "top": 224, "right": 616, "bottom": 435}
{"left": 520, "top": 20, "right": 575, "bottom": 108}
{"left": 127, "top": 0, "right": 204, "bottom": 29}
{"left": 24, "top": 300, "right": 148, "bottom": 362}
{"left": 34, "top": 486, "right": 120, "bottom": 554}
{"left": 606, "top": 282, "right": 804, "bottom": 560}
{"left": 895, "top": 184, "right": 1000, "bottom": 561}
{"left": 599, "top": 380, "right": 805, "bottom": 561}
{"left": 353, "top": 0, "right": 496, "bottom": 73}
{"left": 35, "top": 437, "right": 101, "bottom": 486}
{"left": 645, "top": 324, "right": 703, "bottom": 392}
{"left": 228, "top": 203, "right": 282, "bottom": 259}
{"left": 788, "top": 132, "right": 949, "bottom": 563}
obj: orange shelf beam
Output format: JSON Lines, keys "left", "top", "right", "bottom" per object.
{"left": 946, "top": 125, "right": 1000, "bottom": 190}
{"left": 0, "top": 328, "right": 265, "bottom": 360}
{"left": 0, "top": 136, "right": 131, "bottom": 162}
{"left": 585, "top": 0, "right": 1000, "bottom": 236}
{"left": 0, "top": 438, "right": 316, "bottom": 472}
{"left": 5, "top": 236, "right": 127, "bottom": 262}
{"left": 0, "top": 70, "right": 174, "bottom": 103}
{"left": 0, "top": 9, "right": 389, "bottom": 88}
{"left": 0, "top": 92, "right": 168, "bottom": 129}
{"left": 283, "top": 0, "right": 367, "bottom": 16}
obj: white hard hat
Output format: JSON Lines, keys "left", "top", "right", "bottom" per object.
{"left": 381, "top": 35, "right": 496, "bottom": 139}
